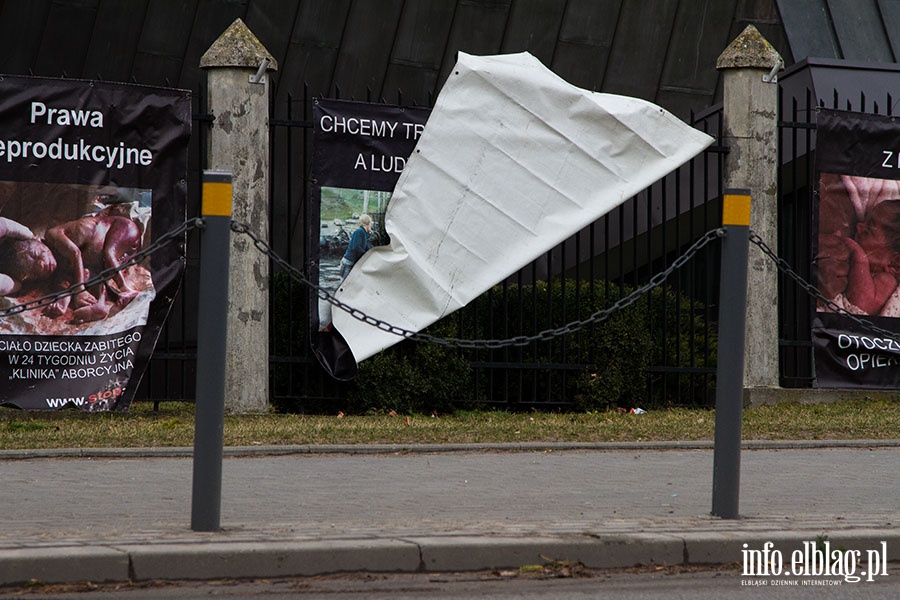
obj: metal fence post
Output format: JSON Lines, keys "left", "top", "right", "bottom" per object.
{"left": 712, "top": 189, "right": 751, "bottom": 519}
{"left": 191, "top": 170, "right": 233, "bottom": 532}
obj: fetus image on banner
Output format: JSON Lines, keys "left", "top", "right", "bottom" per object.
{"left": 817, "top": 173, "right": 900, "bottom": 317}
{"left": 0, "top": 181, "right": 153, "bottom": 336}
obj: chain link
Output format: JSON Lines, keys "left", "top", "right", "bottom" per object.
{"left": 0, "top": 218, "right": 201, "bottom": 318}
{"left": 749, "top": 231, "right": 900, "bottom": 342}
{"left": 10, "top": 215, "right": 888, "bottom": 351}
{"left": 233, "top": 221, "right": 723, "bottom": 349}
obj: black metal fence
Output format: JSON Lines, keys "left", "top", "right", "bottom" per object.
{"left": 777, "top": 85, "right": 817, "bottom": 388}
{"left": 135, "top": 85, "right": 726, "bottom": 411}
{"left": 132, "top": 85, "right": 208, "bottom": 406}
{"left": 264, "top": 90, "right": 726, "bottom": 412}
{"left": 130, "top": 62, "right": 900, "bottom": 410}
{"left": 777, "top": 65, "right": 899, "bottom": 389}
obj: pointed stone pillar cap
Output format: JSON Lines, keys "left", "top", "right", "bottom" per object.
{"left": 201, "top": 18, "right": 277, "bottom": 71}
{"left": 716, "top": 24, "right": 782, "bottom": 70}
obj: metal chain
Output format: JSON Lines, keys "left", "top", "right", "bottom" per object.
{"left": 749, "top": 231, "right": 900, "bottom": 342}
{"left": 0, "top": 218, "right": 202, "bottom": 318}
{"left": 13, "top": 216, "right": 890, "bottom": 349}
{"left": 233, "top": 221, "right": 723, "bottom": 349}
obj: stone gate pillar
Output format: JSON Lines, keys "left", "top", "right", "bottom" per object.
{"left": 716, "top": 25, "right": 782, "bottom": 398}
{"left": 200, "top": 19, "right": 276, "bottom": 413}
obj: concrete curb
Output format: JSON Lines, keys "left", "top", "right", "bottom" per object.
{"left": 0, "top": 546, "right": 131, "bottom": 586}
{"left": 3, "top": 529, "right": 899, "bottom": 586}
{"left": 3, "top": 439, "right": 900, "bottom": 460}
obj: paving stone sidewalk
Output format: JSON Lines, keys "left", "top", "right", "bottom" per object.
{"left": 0, "top": 443, "right": 898, "bottom": 585}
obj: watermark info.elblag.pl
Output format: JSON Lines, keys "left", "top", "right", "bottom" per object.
{"left": 741, "top": 540, "right": 889, "bottom": 586}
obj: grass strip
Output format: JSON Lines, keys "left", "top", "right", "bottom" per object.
{"left": 1, "top": 398, "right": 899, "bottom": 450}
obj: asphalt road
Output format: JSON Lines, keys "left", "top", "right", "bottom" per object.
{"left": 4, "top": 565, "right": 900, "bottom": 599}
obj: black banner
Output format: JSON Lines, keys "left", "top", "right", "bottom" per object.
{"left": 0, "top": 76, "right": 190, "bottom": 410}
{"left": 309, "top": 99, "right": 429, "bottom": 378}
{"left": 813, "top": 109, "right": 900, "bottom": 388}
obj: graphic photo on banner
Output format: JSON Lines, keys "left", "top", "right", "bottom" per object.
{"left": 0, "top": 182, "right": 153, "bottom": 335}
{"left": 813, "top": 109, "right": 900, "bottom": 388}
{"left": 816, "top": 173, "right": 900, "bottom": 317}
{"left": 0, "top": 76, "right": 190, "bottom": 410}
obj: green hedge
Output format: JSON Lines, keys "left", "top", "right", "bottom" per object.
{"left": 270, "top": 272, "right": 716, "bottom": 413}
{"left": 467, "top": 280, "right": 716, "bottom": 411}
{"left": 347, "top": 319, "right": 471, "bottom": 415}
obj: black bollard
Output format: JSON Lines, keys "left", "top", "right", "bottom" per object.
{"left": 191, "top": 170, "right": 232, "bottom": 532}
{"left": 712, "top": 189, "right": 751, "bottom": 519}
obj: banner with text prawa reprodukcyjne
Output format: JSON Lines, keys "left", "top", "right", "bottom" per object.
{"left": 0, "top": 76, "right": 190, "bottom": 410}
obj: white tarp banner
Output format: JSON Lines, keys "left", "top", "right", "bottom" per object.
{"left": 332, "top": 52, "right": 714, "bottom": 364}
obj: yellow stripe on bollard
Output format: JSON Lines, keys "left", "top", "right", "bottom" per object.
{"left": 202, "top": 181, "right": 233, "bottom": 217}
{"left": 722, "top": 193, "right": 751, "bottom": 227}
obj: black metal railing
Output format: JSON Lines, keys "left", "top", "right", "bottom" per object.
{"left": 128, "top": 78, "right": 726, "bottom": 411}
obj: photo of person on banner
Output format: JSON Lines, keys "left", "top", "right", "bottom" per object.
{"left": 309, "top": 98, "right": 430, "bottom": 379}
{"left": 340, "top": 213, "right": 373, "bottom": 282}
{"left": 817, "top": 173, "right": 900, "bottom": 317}
{"left": 316, "top": 187, "right": 387, "bottom": 331}
{"left": 42, "top": 211, "right": 143, "bottom": 320}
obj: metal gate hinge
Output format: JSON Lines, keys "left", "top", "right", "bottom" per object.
{"left": 762, "top": 59, "right": 783, "bottom": 84}
{"left": 249, "top": 59, "right": 270, "bottom": 85}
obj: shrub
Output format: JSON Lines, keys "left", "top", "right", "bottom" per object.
{"left": 271, "top": 271, "right": 715, "bottom": 414}
{"left": 470, "top": 279, "right": 715, "bottom": 411}
{"left": 346, "top": 319, "right": 471, "bottom": 414}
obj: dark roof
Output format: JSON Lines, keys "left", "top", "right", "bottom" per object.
{"left": 0, "top": 0, "right": 789, "bottom": 120}
{"left": 0, "top": 1, "right": 895, "bottom": 120}
{"left": 776, "top": 0, "right": 899, "bottom": 63}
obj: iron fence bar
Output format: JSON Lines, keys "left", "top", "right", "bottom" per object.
{"left": 803, "top": 89, "right": 816, "bottom": 382}
{"left": 530, "top": 260, "right": 538, "bottom": 404}
{"left": 644, "top": 366, "right": 716, "bottom": 374}
{"left": 285, "top": 91, "right": 296, "bottom": 405}
{"left": 687, "top": 154, "right": 699, "bottom": 400}
{"left": 560, "top": 225, "right": 568, "bottom": 402}
{"left": 646, "top": 186, "right": 656, "bottom": 403}
{"left": 777, "top": 121, "right": 816, "bottom": 129}
{"left": 661, "top": 173, "right": 670, "bottom": 403}
{"left": 152, "top": 353, "right": 199, "bottom": 360}
{"left": 469, "top": 362, "right": 591, "bottom": 371}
